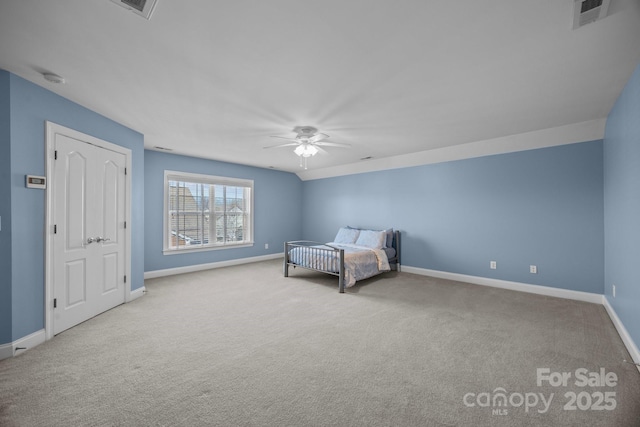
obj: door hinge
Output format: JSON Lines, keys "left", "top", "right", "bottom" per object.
{"left": 54, "top": 224, "right": 57, "bottom": 234}
{"left": 53, "top": 298, "right": 57, "bottom": 308}
{"left": 124, "top": 221, "right": 127, "bottom": 229}
{"left": 124, "top": 167, "right": 127, "bottom": 176}
{"left": 124, "top": 275, "right": 127, "bottom": 283}
{"left": 54, "top": 150, "right": 57, "bottom": 160}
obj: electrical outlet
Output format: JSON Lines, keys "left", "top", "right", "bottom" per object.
{"left": 612, "top": 284, "right": 616, "bottom": 298}
{"left": 264, "top": 243, "right": 269, "bottom": 250}
{"left": 530, "top": 265, "right": 537, "bottom": 274}
{"left": 490, "top": 261, "right": 497, "bottom": 269}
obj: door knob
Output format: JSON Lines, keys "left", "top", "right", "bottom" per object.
{"left": 86, "top": 237, "right": 95, "bottom": 244}
{"left": 96, "top": 237, "right": 111, "bottom": 243}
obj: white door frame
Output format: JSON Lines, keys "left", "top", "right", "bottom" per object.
{"left": 44, "top": 121, "right": 133, "bottom": 341}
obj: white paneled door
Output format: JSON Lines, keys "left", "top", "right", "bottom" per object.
{"left": 51, "top": 133, "right": 127, "bottom": 335}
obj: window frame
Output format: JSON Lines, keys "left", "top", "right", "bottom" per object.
{"left": 163, "top": 170, "right": 254, "bottom": 254}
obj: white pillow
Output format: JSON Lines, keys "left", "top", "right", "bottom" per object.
{"left": 355, "top": 229, "right": 386, "bottom": 249}
{"left": 334, "top": 227, "right": 360, "bottom": 244}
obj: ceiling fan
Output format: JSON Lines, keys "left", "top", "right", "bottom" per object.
{"left": 264, "top": 126, "right": 350, "bottom": 169}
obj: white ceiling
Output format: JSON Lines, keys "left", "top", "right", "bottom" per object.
{"left": 1, "top": 0, "right": 639, "bottom": 178}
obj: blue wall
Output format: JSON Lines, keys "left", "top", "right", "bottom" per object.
{"left": 302, "top": 141, "right": 604, "bottom": 293}
{"left": 2, "top": 72, "right": 144, "bottom": 343}
{"left": 0, "top": 71, "right": 12, "bottom": 344}
{"left": 604, "top": 62, "right": 640, "bottom": 347}
{"left": 144, "top": 150, "right": 302, "bottom": 272}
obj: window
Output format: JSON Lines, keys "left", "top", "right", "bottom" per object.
{"left": 164, "top": 171, "right": 253, "bottom": 253}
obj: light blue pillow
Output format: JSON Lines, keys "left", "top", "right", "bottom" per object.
{"left": 383, "top": 228, "right": 394, "bottom": 248}
{"left": 355, "top": 229, "right": 386, "bottom": 249}
{"left": 349, "top": 226, "right": 393, "bottom": 248}
{"left": 334, "top": 227, "right": 360, "bottom": 244}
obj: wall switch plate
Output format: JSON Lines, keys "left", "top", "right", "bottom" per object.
{"left": 490, "top": 261, "right": 497, "bottom": 269}
{"left": 613, "top": 284, "right": 616, "bottom": 298}
{"left": 530, "top": 265, "right": 537, "bottom": 274}
{"left": 264, "top": 243, "right": 269, "bottom": 249}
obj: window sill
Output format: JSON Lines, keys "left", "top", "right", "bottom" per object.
{"left": 163, "top": 242, "right": 254, "bottom": 255}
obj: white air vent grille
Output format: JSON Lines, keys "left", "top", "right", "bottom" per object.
{"left": 573, "top": 0, "right": 610, "bottom": 29}
{"left": 110, "top": 0, "right": 158, "bottom": 20}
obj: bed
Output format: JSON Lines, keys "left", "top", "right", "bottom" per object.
{"left": 284, "top": 227, "right": 401, "bottom": 293}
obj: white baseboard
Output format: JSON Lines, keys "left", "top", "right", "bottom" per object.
{"left": 602, "top": 296, "right": 640, "bottom": 373}
{"left": 0, "top": 329, "right": 46, "bottom": 361}
{"left": 401, "top": 266, "right": 603, "bottom": 304}
{"left": 127, "top": 286, "right": 146, "bottom": 302}
{"left": 144, "top": 253, "right": 283, "bottom": 280}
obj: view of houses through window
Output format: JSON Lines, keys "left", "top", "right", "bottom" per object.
{"left": 165, "top": 172, "right": 253, "bottom": 252}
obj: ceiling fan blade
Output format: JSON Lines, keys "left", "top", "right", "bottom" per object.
{"left": 315, "top": 146, "right": 329, "bottom": 155}
{"left": 309, "top": 133, "right": 329, "bottom": 143}
{"left": 270, "top": 135, "right": 298, "bottom": 142}
{"left": 314, "top": 141, "right": 351, "bottom": 148}
{"left": 263, "top": 142, "right": 299, "bottom": 149}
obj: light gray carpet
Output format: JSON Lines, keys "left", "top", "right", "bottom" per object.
{"left": 1, "top": 259, "right": 639, "bottom": 426}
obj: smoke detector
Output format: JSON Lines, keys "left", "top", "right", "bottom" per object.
{"left": 573, "top": 0, "right": 610, "bottom": 29}
{"left": 109, "top": 0, "right": 158, "bottom": 20}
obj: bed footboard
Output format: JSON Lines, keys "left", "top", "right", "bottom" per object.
{"left": 284, "top": 241, "right": 346, "bottom": 293}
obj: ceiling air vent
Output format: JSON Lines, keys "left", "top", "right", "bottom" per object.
{"left": 109, "top": 0, "right": 158, "bottom": 20}
{"left": 573, "top": 0, "right": 610, "bottom": 29}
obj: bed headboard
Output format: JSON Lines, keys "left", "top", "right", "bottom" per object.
{"left": 391, "top": 230, "right": 401, "bottom": 269}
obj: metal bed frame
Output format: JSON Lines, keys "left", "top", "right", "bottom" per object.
{"left": 284, "top": 230, "right": 400, "bottom": 293}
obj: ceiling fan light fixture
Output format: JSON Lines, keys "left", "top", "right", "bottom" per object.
{"left": 294, "top": 143, "right": 318, "bottom": 170}
{"left": 294, "top": 143, "right": 318, "bottom": 157}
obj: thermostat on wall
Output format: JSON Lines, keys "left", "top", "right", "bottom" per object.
{"left": 26, "top": 175, "right": 46, "bottom": 189}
